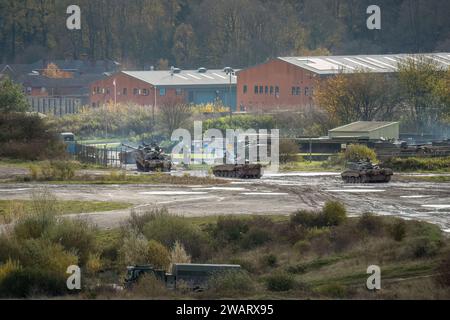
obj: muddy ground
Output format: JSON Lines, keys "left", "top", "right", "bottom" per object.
{"left": 0, "top": 170, "right": 449, "bottom": 232}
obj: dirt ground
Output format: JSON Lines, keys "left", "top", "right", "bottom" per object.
{"left": 1, "top": 170, "right": 449, "bottom": 232}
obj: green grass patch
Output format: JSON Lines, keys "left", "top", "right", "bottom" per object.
{"left": 40, "top": 173, "right": 227, "bottom": 185}
{"left": 309, "top": 260, "right": 438, "bottom": 290}
{"left": 185, "top": 214, "right": 290, "bottom": 227}
{"left": 280, "top": 160, "right": 342, "bottom": 172}
{"left": 286, "top": 255, "right": 348, "bottom": 274}
{"left": 383, "top": 157, "right": 450, "bottom": 172}
{"left": 0, "top": 200, "right": 132, "bottom": 216}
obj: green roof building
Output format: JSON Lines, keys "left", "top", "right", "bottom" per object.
{"left": 329, "top": 121, "right": 399, "bottom": 140}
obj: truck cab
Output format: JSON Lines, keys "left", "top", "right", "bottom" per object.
{"left": 60, "top": 132, "right": 76, "bottom": 154}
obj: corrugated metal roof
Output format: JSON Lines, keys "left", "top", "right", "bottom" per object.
{"left": 279, "top": 53, "right": 450, "bottom": 75}
{"left": 329, "top": 121, "right": 399, "bottom": 132}
{"left": 122, "top": 69, "right": 237, "bottom": 87}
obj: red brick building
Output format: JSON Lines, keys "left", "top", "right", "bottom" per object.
{"left": 237, "top": 53, "right": 450, "bottom": 112}
{"left": 90, "top": 69, "right": 237, "bottom": 110}
{"left": 236, "top": 58, "right": 318, "bottom": 112}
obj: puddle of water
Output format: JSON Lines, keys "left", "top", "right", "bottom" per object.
{"left": 139, "top": 191, "right": 208, "bottom": 195}
{"left": 400, "top": 195, "right": 431, "bottom": 198}
{"left": 0, "top": 188, "right": 29, "bottom": 192}
{"left": 241, "top": 192, "right": 289, "bottom": 196}
{"left": 421, "top": 204, "right": 450, "bottom": 209}
{"left": 191, "top": 187, "right": 248, "bottom": 191}
{"left": 263, "top": 172, "right": 339, "bottom": 177}
{"left": 325, "top": 189, "right": 385, "bottom": 193}
{"left": 230, "top": 181, "right": 256, "bottom": 185}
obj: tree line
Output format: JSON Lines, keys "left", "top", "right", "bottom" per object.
{"left": 1, "top": 0, "right": 450, "bottom": 68}
{"left": 314, "top": 57, "right": 450, "bottom": 135}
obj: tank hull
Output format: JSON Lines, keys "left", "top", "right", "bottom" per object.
{"left": 212, "top": 164, "right": 262, "bottom": 179}
{"left": 341, "top": 168, "right": 393, "bottom": 183}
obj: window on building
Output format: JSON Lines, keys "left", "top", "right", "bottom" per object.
{"left": 275, "top": 86, "right": 279, "bottom": 96}
{"left": 254, "top": 85, "right": 258, "bottom": 94}
{"left": 265, "top": 86, "right": 268, "bottom": 94}
{"left": 243, "top": 85, "right": 248, "bottom": 94}
{"left": 291, "top": 87, "right": 295, "bottom": 95}
{"left": 133, "top": 88, "right": 139, "bottom": 95}
{"left": 270, "top": 86, "right": 274, "bottom": 95}
{"left": 106, "top": 88, "right": 110, "bottom": 94}
{"left": 259, "top": 86, "right": 263, "bottom": 94}
{"left": 123, "top": 88, "right": 127, "bottom": 95}
{"left": 296, "top": 87, "right": 300, "bottom": 96}
{"left": 159, "top": 88, "right": 166, "bottom": 96}
{"left": 305, "top": 87, "right": 309, "bottom": 96}
{"left": 40, "top": 87, "right": 46, "bottom": 93}
{"left": 27, "top": 87, "right": 32, "bottom": 94}
{"left": 142, "top": 89, "right": 149, "bottom": 96}
{"left": 176, "top": 88, "right": 183, "bottom": 96}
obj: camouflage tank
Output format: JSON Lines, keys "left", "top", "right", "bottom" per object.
{"left": 212, "top": 163, "right": 262, "bottom": 179}
{"left": 123, "top": 143, "right": 172, "bottom": 172}
{"left": 341, "top": 159, "right": 393, "bottom": 183}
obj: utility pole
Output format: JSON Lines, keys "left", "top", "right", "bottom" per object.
{"left": 224, "top": 67, "right": 234, "bottom": 121}
{"left": 113, "top": 78, "right": 117, "bottom": 106}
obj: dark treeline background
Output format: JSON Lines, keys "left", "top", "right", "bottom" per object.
{"left": 1, "top": 0, "right": 449, "bottom": 68}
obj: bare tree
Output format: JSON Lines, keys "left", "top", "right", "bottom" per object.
{"left": 159, "top": 97, "right": 192, "bottom": 135}
{"left": 314, "top": 69, "right": 400, "bottom": 126}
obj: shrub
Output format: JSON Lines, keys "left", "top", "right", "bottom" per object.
{"left": 322, "top": 201, "right": 347, "bottom": 226}
{"left": 0, "top": 112, "right": 65, "bottom": 160}
{"left": 44, "top": 219, "right": 97, "bottom": 266}
{"left": 85, "top": 253, "right": 103, "bottom": 274}
{"left": 29, "top": 161, "right": 77, "bottom": 181}
{"left": 14, "top": 210, "right": 56, "bottom": 240}
{"left": 316, "top": 283, "right": 348, "bottom": 298}
{"left": 291, "top": 201, "right": 347, "bottom": 228}
{"left": 293, "top": 240, "right": 311, "bottom": 254}
{"left": 0, "top": 260, "right": 22, "bottom": 283}
{"left": 120, "top": 231, "right": 151, "bottom": 266}
{"left": 211, "top": 216, "right": 249, "bottom": 244}
{"left": 265, "top": 272, "right": 295, "bottom": 292}
{"left": 143, "top": 215, "right": 209, "bottom": 259}
{"left": 341, "top": 144, "right": 377, "bottom": 163}
{"left": 260, "top": 254, "right": 278, "bottom": 268}
{"left": 390, "top": 219, "right": 407, "bottom": 241}
{"left": 358, "top": 213, "right": 385, "bottom": 236}
{"left": 240, "top": 227, "right": 272, "bottom": 249}
{"left": 169, "top": 241, "right": 191, "bottom": 269}
{"left": 126, "top": 207, "right": 167, "bottom": 234}
{"left": 147, "top": 240, "right": 170, "bottom": 270}
{"left": 129, "top": 274, "right": 169, "bottom": 298}
{"left": 17, "top": 239, "right": 78, "bottom": 276}
{"left": 436, "top": 251, "right": 450, "bottom": 287}
{"left": 290, "top": 209, "right": 322, "bottom": 228}
{"left": 279, "top": 139, "right": 300, "bottom": 163}
{"left": 383, "top": 157, "right": 450, "bottom": 172}
{"left": 408, "top": 237, "right": 441, "bottom": 258}
{"left": 208, "top": 270, "right": 255, "bottom": 295}
{"left": 0, "top": 267, "right": 68, "bottom": 298}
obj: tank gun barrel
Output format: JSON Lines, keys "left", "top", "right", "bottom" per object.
{"left": 122, "top": 143, "right": 139, "bottom": 150}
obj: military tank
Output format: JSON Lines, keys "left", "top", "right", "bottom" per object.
{"left": 123, "top": 143, "right": 172, "bottom": 172}
{"left": 212, "top": 163, "right": 262, "bottom": 179}
{"left": 341, "top": 159, "right": 393, "bottom": 183}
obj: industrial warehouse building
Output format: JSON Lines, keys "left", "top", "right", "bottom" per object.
{"left": 236, "top": 53, "right": 450, "bottom": 112}
{"left": 329, "top": 121, "right": 400, "bottom": 140}
{"left": 298, "top": 121, "right": 400, "bottom": 154}
{"left": 90, "top": 68, "right": 237, "bottom": 110}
